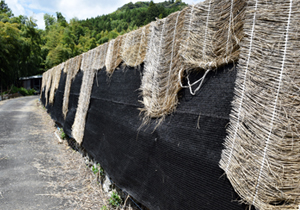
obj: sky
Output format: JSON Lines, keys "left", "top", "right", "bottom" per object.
{"left": 5, "top": 0, "right": 203, "bottom": 29}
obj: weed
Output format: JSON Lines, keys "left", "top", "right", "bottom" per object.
{"left": 92, "top": 165, "right": 99, "bottom": 175}
{"left": 101, "top": 206, "right": 108, "bottom": 210}
{"left": 60, "top": 128, "right": 66, "bottom": 140}
{"left": 109, "top": 191, "right": 122, "bottom": 207}
{"left": 99, "top": 166, "right": 104, "bottom": 176}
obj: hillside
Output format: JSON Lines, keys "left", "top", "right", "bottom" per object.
{"left": 0, "top": 0, "right": 188, "bottom": 90}
{"left": 79, "top": 0, "right": 188, "bottom": 44}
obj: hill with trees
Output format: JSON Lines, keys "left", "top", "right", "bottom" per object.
{"left": 0, "top": 0, "right": 188, "bottom": 91}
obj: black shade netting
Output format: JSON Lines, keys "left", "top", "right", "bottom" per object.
{"left": 40, "top": 87, "right": 46, "bottom": 106}
{"left": 78, "top": 64, "right": 247, "bottom": 210}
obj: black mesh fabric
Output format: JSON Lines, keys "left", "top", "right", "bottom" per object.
{"left": 43, "top": 63, "right": 247, "bottom": 210}
{"left": 40, "top": 87, "right": 46, "bottom": 106}
{"left": 81, "top": 64, "right": 246, "bottom": 210}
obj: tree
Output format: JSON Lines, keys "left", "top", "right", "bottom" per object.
{"left": 0, "top": 22, "right": 22, "bottom": 89}
{"left": 56, "top": 12, "right": 67, "bottom": 27}
{"left": 147, "top": 1, "right": 161, "bottom": 22}
{"left": 44, "top": 13, "right": 56, "bottom": 31}
{"left": 0, "top": 0, "right": 13, "bottom": 17}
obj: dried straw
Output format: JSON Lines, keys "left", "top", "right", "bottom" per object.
{"left": 220, "top": 1, "right": 300, "bottom": 209}
{"left": 140, "top": 10, "right": 187, "bottom": 125}
{"left": 49, "top": 63, "right": 64, "bottom": 105}
{"left": 121, "top": 24, "right": 150, "bottom": 67}
{"left": 92, "top": 44, "right": 108, "bottom": 70}
{"left": 72, "top": 50, "right": 96, "bottom": 144}
{"left": 213, "top": 0, "right": 246, "bottom": 65}
{"left": 105, "top": 39, "right": 115, "bottom": 74}
{"left": 105, "top": 35, "right": 123, "bottom": 75}
{"left": 62, "top": 55, "right": 82, "bottom": 118}
{"left": 44, "top": 69, "right": 52, "bottom": 105}
{"left": 98, "top": 42, "right": 109, "bottom": 70}
{"left": 180, "top": 1, "right": 218, "bottom": 69}
{"left": 181, "top": 0, "right": 246, "bottom": 69}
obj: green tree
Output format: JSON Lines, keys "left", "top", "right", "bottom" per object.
{"left": 44, "top": 13, "right": 56, "bottom": 31}
{"left": 56, "top": 12, "right": 67, "bottom": 27}
{"left": 0, "top": 0, "right": 13, "bottom": 17}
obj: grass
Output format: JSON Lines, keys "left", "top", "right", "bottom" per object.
{"left": 60, "top": 128, "right": 66, "bottom": 140}
{"left": 6, "top": 85, "right": 36, "bottom": 96}
{"left": 109, "top": 191, "right": 122, "bottom": 207}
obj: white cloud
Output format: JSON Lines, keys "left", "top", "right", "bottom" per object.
{"left": 4, "top": 0, "right": 204, "bottom": 29}
{"left": 5, "top": 0, "right": 25, "bottom": 16}
{"left": 33, "top": 12, "right": 45, "bottom": 30}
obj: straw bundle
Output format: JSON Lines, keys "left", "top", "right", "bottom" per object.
{"left": 45, "top": 68, "right": 53, "bottom": 105}
{"left": 181, "top": 0, "right": 245, "bottom": 70}
{"left": 98, "top": 42, "right": 109, "bottom": 70}
{"left": 49, "top": 63, "right": 64, "bottom": 105}
{"left": 41, "top": 70, "right": 49, "bottom": 94}
{"left": 121, "top": 24, "right": 150, "bottom": 67}
{"left": 140, "top": 10, "right": 187, "bottom": 125}
{"left": 213, "top": 0, "right": 246, "bottom": 64}
{"left": 92, "top": 43, "right": 108, "bottom": 70}
{"left": 105, "top": 39, "right": 115, "bottom": 74}
{"left": 41, "top": 71, "right": 46, "bottom": 93}
{"left": 180, "top": 0, "right": 218, "bottom": 69}
{"left": 62, "top": 55, "right": 82, "bottom": 118}
{"left": 220, "top": 1, "right": 300, "bottom": 209}
{"left": 72, "top": 50, "right": 96, "bottom": 144}
{"left": 105, "top": 35, "right": 123, "bottom": 75}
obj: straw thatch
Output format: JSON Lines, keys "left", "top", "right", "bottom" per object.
{"left": 180, "top": 1, "right": 217, "bottom": 69}
{"left": 92, "top": 43, "right": 108, "bottom": 70}
{"left": 99, "top": 42, "right": 109, "bottom": 70}
{"left": 213, "top": 0, "right": 246, "bottom": 65}
{"left": 49, "top": 63, "right": 64, "bottom": 105}
{"left": 121, "top": 24, "right": 150, "bottom": 67}
{"left": 105, "top": 39, "right": 115, "bottom": 74}
{"left": 180, "top": 0, "right": 245, "bottom": 69}
{"left": 62, "top": 55, "right": 82, "bottom": 118}
{"left": 45, "top": 69, "right": 53, "bottom": 105}
{"left": 105, "top": 35, "right": 123, "bottom": 75}
{"left": 140, "top": 9, "right": 187, "bottom": 125}
{"left": 220, "top": 0, "right": 300, "bottom": 209}
{"left": 72, "top": 50, "right": 96, "bottom": 144}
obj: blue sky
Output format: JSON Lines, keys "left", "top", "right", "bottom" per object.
{"left": 5, "top": 0, "right": 203, "bottom": 29}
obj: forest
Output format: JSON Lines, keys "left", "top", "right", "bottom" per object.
{"left": 0, "top": 0, "right": 187, "bottom": 91}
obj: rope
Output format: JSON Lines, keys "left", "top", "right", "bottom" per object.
{"left": 225, "top": 0, "right": 258, "bottom": 174}
{"left": 252, "top": 0, "right": 293, "bottom": 205}
{"left": 202, "top": 0, "right": 212, "bottom": 60}
{"left": 164, "top": 11, "right": 181, "bottom": 104}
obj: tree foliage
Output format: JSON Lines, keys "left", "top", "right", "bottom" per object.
{"left": 0, "top": 0, "right": 187, "bottom": 90}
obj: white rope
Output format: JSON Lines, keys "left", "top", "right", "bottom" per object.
{"left": 225, "top": 0, "right": 258, "bottom": 174}
{"left": 135, "top": 27, "right": 146, "bottom": 67}
{"left": 184, "top": 5, "right": 195, "bottom": 56}
{"left": 150, "top": 19, "right": 166, "bottom": 110}
{"left": 114, "top": 38, "right": 120, "bottom": 68}
{"left": 202, "top": 0, "right": 212, "bottom": 60}
{"left": 164, "top": 12, "right": 181, "bottom": 103}
{"left": 226, "top": 0, "right": 234, "bottom": 60}
{"left": 252, "top": 0, "right": 293, "bottom": 205}
{"left": 178, "top": 6, "right": 194, "bottom": 90}
{"left": 186, "top": 69, "right": 211, "bottom": 95}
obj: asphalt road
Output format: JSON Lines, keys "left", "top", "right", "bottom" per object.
{"left": 0, "top": 96, "right": 64, "bottom": 210}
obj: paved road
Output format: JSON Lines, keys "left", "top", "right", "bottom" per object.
{"left": 0, "top": 96, "right": 64, "bottom": 210}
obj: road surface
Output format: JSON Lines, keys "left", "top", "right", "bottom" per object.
{"left": 0, "top": 96, "right": 66, "bottom": 209}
